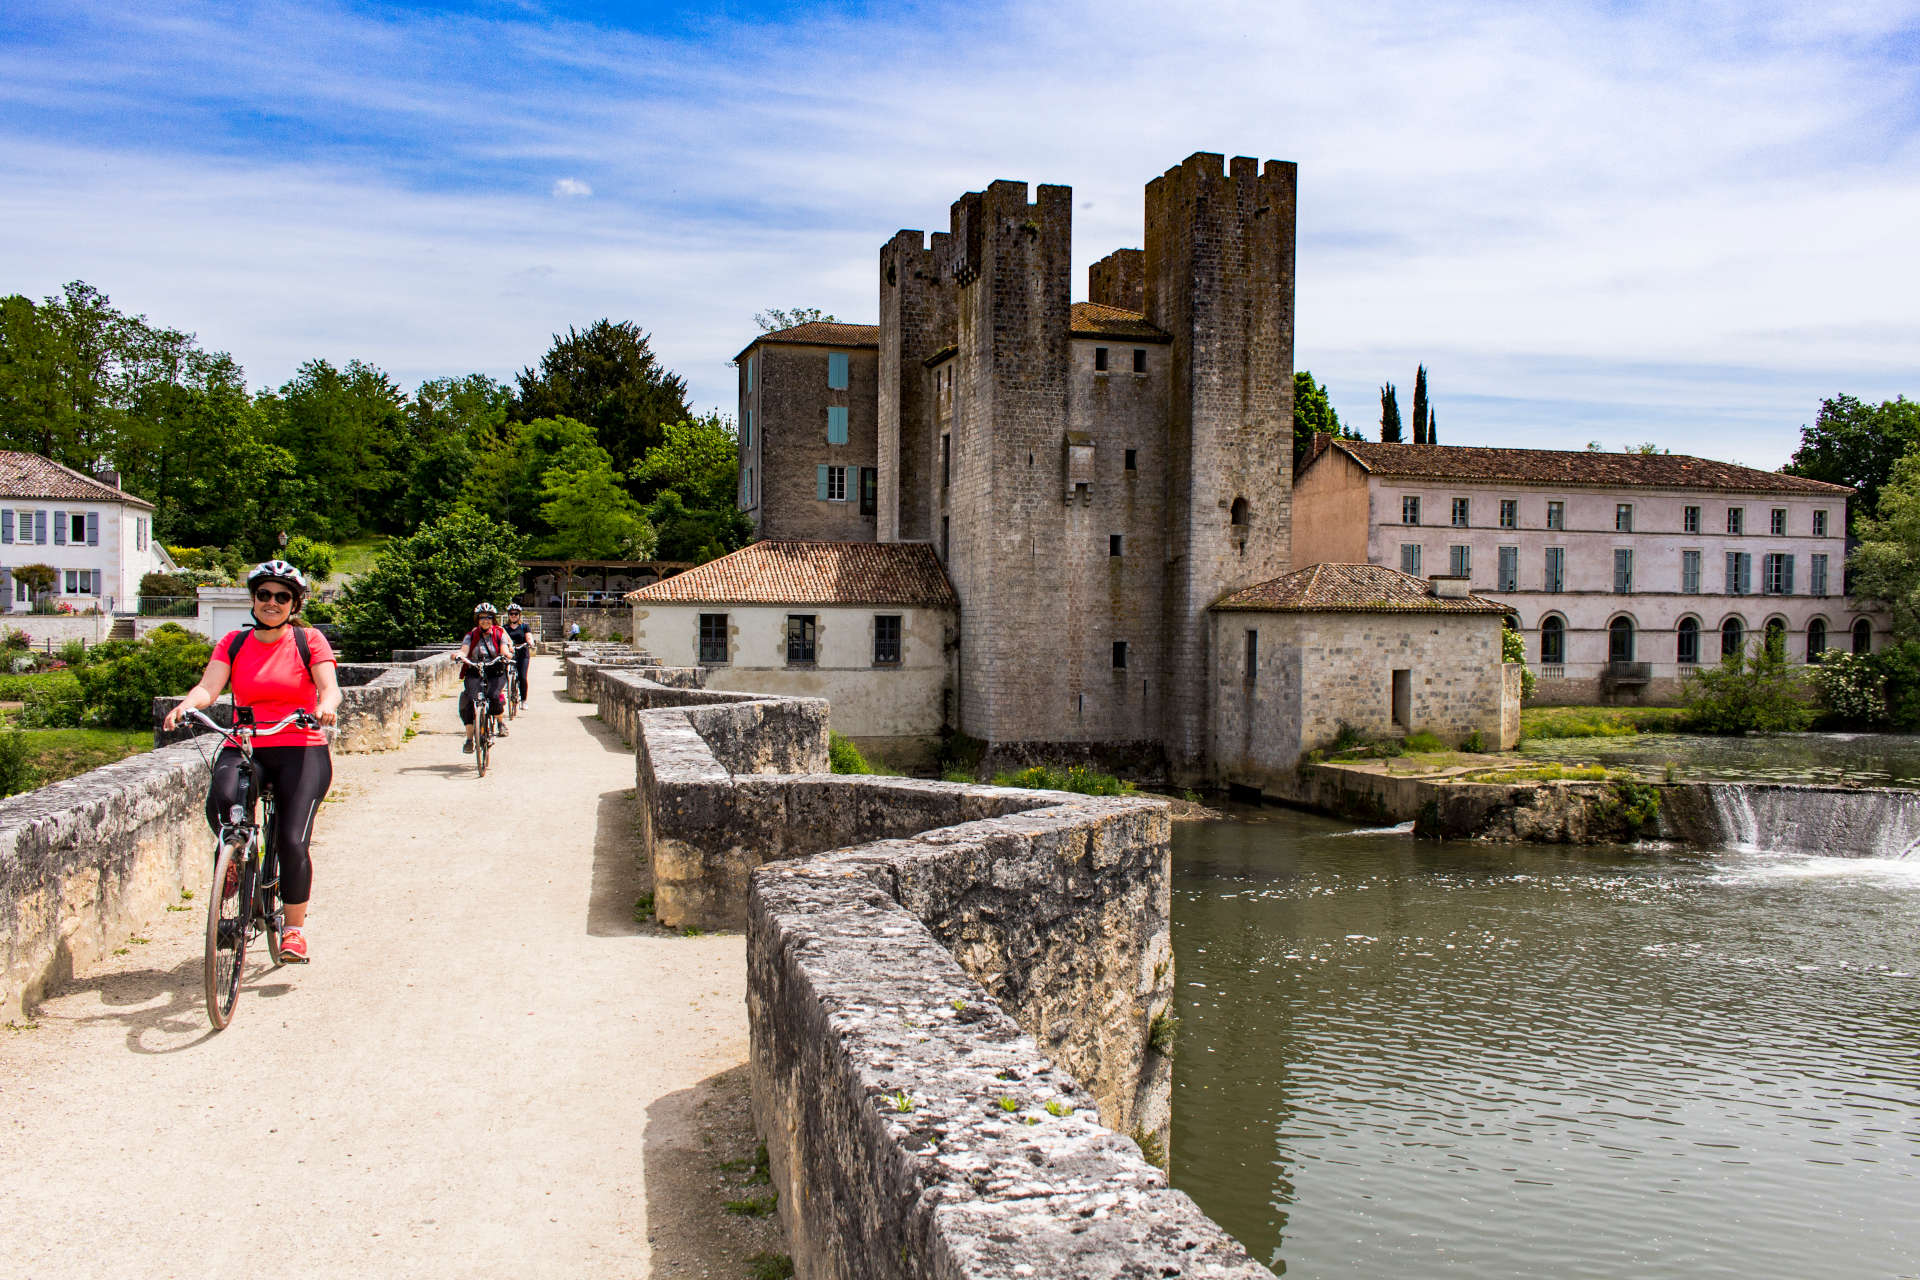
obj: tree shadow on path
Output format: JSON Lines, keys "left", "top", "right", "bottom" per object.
{"left": 644, "top": 1063, "right": 789, "bottom": 1278}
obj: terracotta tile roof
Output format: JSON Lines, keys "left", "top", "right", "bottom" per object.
{"left": 1068, "top": 302, "right": 1170, "bottom": 341}
{"left": 1314, "top": 440, "right": 1852, "bottom": 497}
{"left": 626, "top": 540, "right": 957, "bottom": 608}
{"left": 736, "top": 321, "right": 880, "bottom": 361}
{"left": 1213, "top": 562, "right": 1511, "bottom": 614}
{"left": 0, "top": 451, "right": 155, "bottom": 508}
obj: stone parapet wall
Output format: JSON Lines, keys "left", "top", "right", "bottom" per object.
{"left": 0, "top": 614, "right": 113, "bottom": 646}
{"left": 613, "top": 665, "right": 1268, "bottom": 1276}
{"left": 152, "top": 651, "right": 459, "bottom": 754}
{"left": 0, "top": 744, "right": 211, "bottom": 1021}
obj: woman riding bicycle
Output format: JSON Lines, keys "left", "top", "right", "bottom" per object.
{"left": 162, "top": 560, "right": 340, "bottom": 964}
{"left": 458, "top": 602, "right": 511, "bottom": 753}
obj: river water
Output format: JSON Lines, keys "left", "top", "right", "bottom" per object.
{"left": 1170, "top": 805, "right": 1920, "bottom": 1279}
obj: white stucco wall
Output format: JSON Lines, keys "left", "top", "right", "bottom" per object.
{"left": 1347, "top": 478, "right": 1882, "bottom": 701}
{"left": 630, "top": 601, "right": 954, "bottom": 743}
{"left": 0, "top": 500, "right": 167, "bottom": 612}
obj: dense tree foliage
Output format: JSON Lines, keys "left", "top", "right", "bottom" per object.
{"left": 1848, "top": 448, "right": 1920, "bottom": 640}
{"left": 754, "top": 308, "right": 835, "bottom": 331}
{"left": 1682, "top": 631, "right": 1813, "bottom": 734}
{"left": 1411, "top": 365, "right": 1429, "bottom": 445}
{"left": 0, "top": 283, "right": 753, "bottom": 579}
{"left": 334, "top": 506, "right": 527, "bottom": 659}
{"left": 1379, "top": 382, "right": 1402, "bottom": 443}
{"left": 1782, "top": 394, "right": 1920, "bottom": 523}
{"left": 1292, "top": 371, "right": 1361, "bottom": 467}
{"left": 512, "top": 320, "right": 690, "bottom": 477}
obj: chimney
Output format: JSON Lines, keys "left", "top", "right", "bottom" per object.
{"left": 1429, "top": 575, "right": 1469, "bottom": 599}
{"left": 96, "top": 469, "right": 121, "bottom": 490}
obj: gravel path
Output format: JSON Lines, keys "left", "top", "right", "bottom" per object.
{"left": 0, "top": 657, "right": 753, "bottom": 1279}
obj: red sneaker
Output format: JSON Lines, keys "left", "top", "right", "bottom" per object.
{"left": 280, "top": 927, "right": 309, "bottom": 964}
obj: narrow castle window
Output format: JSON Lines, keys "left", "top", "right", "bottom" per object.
{"left": 1094, "top": 347, "right": 1109, "bottom": 372}
{"left": 1244, "top": 629, "right": 1258, "bottom": 683}
{"left": 1112, "top": 640, "right": 1128, "bottom": 670}
{"left": 1124, "top": 449, "right": 1137, "bottom": 471}
{"left": 1132, "top": 348, "right": 1146, "bottom": 373}
{"left": 1110, "top": 534, "right": 1123, "bottom": 557}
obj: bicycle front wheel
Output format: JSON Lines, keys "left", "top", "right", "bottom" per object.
{"left": 204, "top": 839, "right": 251, "bottom": 1029}
{"left": 476, "top": 728, "right": 489, "bottom": 777}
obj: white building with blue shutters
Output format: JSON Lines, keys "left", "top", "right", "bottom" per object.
{"left": 0, "top": 451, "right": 174, "bottom": 615}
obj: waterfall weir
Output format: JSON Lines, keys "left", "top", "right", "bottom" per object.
{"left": 1696, "top": 783, "right": 1920, "bottom": 858}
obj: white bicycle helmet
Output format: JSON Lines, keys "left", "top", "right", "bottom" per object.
{"left": 246, "top": 559, "right": 310, "bottom": 607}
{"left": 474, "top": 601, "right": 498, "bottom": 618}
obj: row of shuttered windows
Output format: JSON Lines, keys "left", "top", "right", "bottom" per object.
{"left": 1405, "top": 497, "right": 1831, "bottom": 539}
{"left": 1403, "top": 544, "right": 1828, "bottom": 596}
{"left": 2, "top": 509, "right": 105, "bottom": 547}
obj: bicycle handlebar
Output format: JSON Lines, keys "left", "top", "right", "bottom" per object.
{"left": 181, "top": 706, "right": 319, "bottom": 746}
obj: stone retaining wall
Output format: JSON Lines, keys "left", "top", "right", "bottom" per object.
{"left": 151, "top": 652, "right": 459, "bottom": 754}
{"left": 0, "top": 744, "right": 211, "bottom": 1020}
{"left": 603, "top": 660, "right": 1270, "bottom": 1277}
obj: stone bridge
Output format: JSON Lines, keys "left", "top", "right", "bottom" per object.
{"left": 0, "top": 647, "right": 1272, "bottom": 1277}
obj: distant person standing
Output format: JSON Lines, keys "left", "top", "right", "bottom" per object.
{"left": 568, "top": 621, "right": 581, "bottom": 641}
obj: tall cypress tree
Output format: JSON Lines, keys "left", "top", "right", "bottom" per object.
{"left": 1379, "top": 383, "right": 1402, "bottom": 442}
{"left": 1411, "top": 365, "right": 1429, "bottom": 444}
{"left": 1428, "top": 408, "right": 1437, "bottom": 445}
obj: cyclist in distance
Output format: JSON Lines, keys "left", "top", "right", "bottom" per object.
{"left": 162, "top": 560, "right": 340, "bottom": 963}
{"left": 503, "top": 602, "right": 533, "bottom": 716}
{"left": 458, "top": 602, "right": 511, "bottom": 753}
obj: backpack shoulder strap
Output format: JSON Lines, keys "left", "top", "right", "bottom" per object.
{"left": 223, "top": 628, "right": 250, "bottom": 664}
{"left": 293, "top": 625, "right": 313, "bottom": 675}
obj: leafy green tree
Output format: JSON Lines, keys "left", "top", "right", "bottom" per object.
{"left": 513, "top": 321, "right": 691, "bottom": 477}
{"left": 13, "top": 563, "right": 55, "bottom": 609}
{"left": 539, "top": 443, "right": 656, "bottom": 560}
{"left": 1682, "top": 631, "right": 1812, "bottom": 734}
{"left": 1379, "top": 382, "right": 1402, "bottom": 443}
{"left": 754, "top": 308, "right": 835, "bottom": 332}
{"left": 261, "top": 358, "right": 408, "bottom": 540}
{"left": 396, "top": 375, "right": 511, "bottom": 528}
{"left": 282, "top": 535, "right": 336, "bottom": 583}
{"left": 334, "top": 506, "right": 527, "bottom": 660}
{"left": 73, "top": 624, "right": 212, "bottom": 729}
{"left": 1848, "top": 447, "right": 1920, "bottom": 640}
{"left": 629, "top": 413, "right": 751, "bottom": 561}
{"left": 1411, "top": 365, "right": 1429, "bottom": 444}
{"left": 1292, "top": 371, "right": 1359, "bottom": 466}
{"left": 1783, "top": 394, "right": 1920, "bottom": 522}
{"left": 463, "top": 415, "right": 598, "bottom": 539}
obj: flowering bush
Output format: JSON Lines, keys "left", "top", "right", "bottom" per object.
{"left": 1811, "top": 651, "right": 1886, "bottom": 727}
{"left": 55, "top": 601, "right": 74, "bottom": 615}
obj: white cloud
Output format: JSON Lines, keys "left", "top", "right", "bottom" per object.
{"left": 2, "top": 0, "right": 1916, "bottom": 467}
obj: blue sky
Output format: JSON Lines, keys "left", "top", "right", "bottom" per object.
{"left": 3, "top": 0, "right": 1916, "bottom": 468}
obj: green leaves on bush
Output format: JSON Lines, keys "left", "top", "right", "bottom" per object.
{"left": 0, "top": 730, "right": 35, "bottom": 797}
{"left": 71, "top": 628, "right": 212, "bottom": 730}
{"left": 991, "top": 764, "right": 1134, "bottom": 795}
{"left": 334, "top": 505, "right": 527, "bottom": 660}
{"left": 1682, "top": 637, "right": 1813, "bottom": 735}
{"left": 828, "top": 731, "right": 875, "bottom": 775}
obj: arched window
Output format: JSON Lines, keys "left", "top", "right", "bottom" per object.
{"left": 1540, "top": 615, "right": 1565, "bottom": 665}
{"left": 1721, "top": 617, "right": 1745, "bottom": 659}
{"left": 1854, "top": 618, "right": 1873, "bottom": 654}
{"left": 1677, "top": 617, "right": 1700, "bottom": 666}
{"left": 1807, "top": 618, "right": 1827, "bottom": 662}
{"left": 1763, "top": 617, "right": 1787, "bottom": 659}
{"left": 1608, "top": 616, "right": 1635, "bottom": 663}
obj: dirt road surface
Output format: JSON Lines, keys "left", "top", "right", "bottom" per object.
{"left": 0, "top": 657, "right": 765, "bottom": 1279}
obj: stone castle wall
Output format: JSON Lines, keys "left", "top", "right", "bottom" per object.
{"left": 754, "top": 343, "right": 882, "bottom": 542}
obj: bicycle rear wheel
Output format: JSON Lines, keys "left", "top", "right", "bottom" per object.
{"left": 204, "top": 839, "right": 252, "bottom": 1029}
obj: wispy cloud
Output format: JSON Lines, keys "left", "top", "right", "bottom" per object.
{"left": 1, "top": 0, "right": 1916, "bottom": 466}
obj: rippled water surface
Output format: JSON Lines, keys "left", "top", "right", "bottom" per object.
{"left": 1170, "top": 807, "right": 1920, "bottom": 1279}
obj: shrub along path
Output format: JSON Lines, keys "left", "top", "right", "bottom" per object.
{"left": 0, "top": 656, "right": 770, "bottom": 1278}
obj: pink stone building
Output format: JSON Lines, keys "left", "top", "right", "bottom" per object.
{"left": 1293, "top": 440, "right": 1879, "bottom": 704}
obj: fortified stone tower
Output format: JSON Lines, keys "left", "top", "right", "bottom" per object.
{"left": 877, "top": 229, "right": 954, "bottom": 544}
{"left": 1144, "top": 153, "right": 1297, "bottom": 777}
{"left": 942, "top": 181, "right": 1075, "bottom": 745}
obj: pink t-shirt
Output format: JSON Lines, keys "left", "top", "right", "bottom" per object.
{"left": 217, "top": 627, "right": 336, "bottom": 748}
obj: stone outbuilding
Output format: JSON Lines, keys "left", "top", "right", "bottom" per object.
{"left": 1207, "top": 563, "right": 1520, "bottom": 792}
{"left": 626, "top": 540, "right": 957, "bottom": 767}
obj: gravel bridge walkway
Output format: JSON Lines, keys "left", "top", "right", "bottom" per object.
{"left": 0, "top": 656, "right": 756, "bottom": 1278}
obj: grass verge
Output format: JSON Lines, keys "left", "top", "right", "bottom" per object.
{"left": 0, "top": 726, "right": 150, "bottom": 796}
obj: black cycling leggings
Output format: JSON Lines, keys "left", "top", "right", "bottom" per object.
{"left": 460, "top": 667, "right": 508, "bottom": 724}
{"left": 512, "top": 648, "right": 530, "bottom": 702}
{"left": 206, "top": 744, "right": 333, "bottom": 906}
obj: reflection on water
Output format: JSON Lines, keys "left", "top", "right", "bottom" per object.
{"left": 1520, "top": 730, "right": 1920, "bottom": 787}
{"left": 1171, "top": 806, "right": 1920, "bottom": 1280}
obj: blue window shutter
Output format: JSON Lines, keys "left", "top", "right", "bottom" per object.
{"left": 827, "top": 406, "right": 848, "bottom": 445}
{"left": 86, "top": 511, "right": 99, "bottom": 546}
{"left": 2, "top": 510, "right": 11, "bottom": 544}
{"left": 817, "top": 465, "right": 830, "bottom": 500}
{"left": 1783, "top": 555, "right": 1795, "bottom": 594}
{"left": 34, "top": 510, "right": 45, "bottom": 544}
{"left": 828, "top": 352, "right": 848, "bottom": 389}
{"left": 53, "top": 511, "right": 66, "bottom": 546}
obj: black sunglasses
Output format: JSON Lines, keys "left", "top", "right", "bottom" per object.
{"left": 254, "top": 588, "right": 294, "bottom": 604}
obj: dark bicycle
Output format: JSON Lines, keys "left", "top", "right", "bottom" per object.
{"left": 182, "top": 705, "right": 319, "bottom": 1030}
{"left": 460, "top": 655, "right": 509, "bottom": 777}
